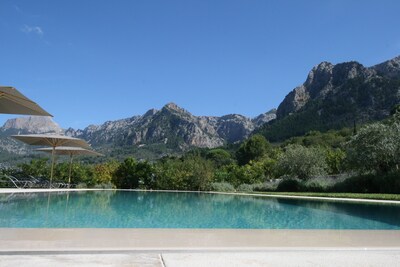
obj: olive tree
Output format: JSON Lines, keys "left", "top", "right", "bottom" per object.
{"left": 278, "top": 144, "right": 328, "bottom": 180}
{"left": 347, "top": 122, "right": 400, "bottom": 173}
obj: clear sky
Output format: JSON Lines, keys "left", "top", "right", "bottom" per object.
{"left": 1, "top": 0, "right": 399, "bottom": 129}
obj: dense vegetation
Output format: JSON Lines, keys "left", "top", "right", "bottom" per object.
{"left": 1, "top": 109, "right": 400, "bottom": 195}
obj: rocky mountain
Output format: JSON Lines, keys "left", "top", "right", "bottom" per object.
{"left": 68, "top": 103, "right": 276, "bottom": 149}
{"left": 0, "top": 116, "right": 63, "bottom": 156}
{"left": 5, "top": 55, "right": 398, "bottom": 158}
{"left": 1, "top": 116, "right": 63, "bottom": 135}
{"left": 252, "top": 109, "right": 277, "bottom": 127}
{"left": 259, "top": 56, "right": 400, "bottom": 141}
{"left": 0, "top": 104, "right": 276, "bottom": 159}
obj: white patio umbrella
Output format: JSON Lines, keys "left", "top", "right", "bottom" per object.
{"left": 36, "top": 146, "right": 103, "bottom": 187}
{"left": 12, "top": 134, "right": 91, "bottom": 187}
{"left": 0, "top": 86, "right": 52, "bottom": 116}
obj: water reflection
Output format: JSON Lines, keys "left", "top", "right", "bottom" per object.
{"left": 0, "top": 191, "right": 399, "bottom": 229}
{"left": 276, "top": 198, "right": 400, "bottom": 228}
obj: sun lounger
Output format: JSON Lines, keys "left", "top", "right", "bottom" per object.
{"left": 1, "top": 174, "right": 72, "bottom": 189}
{"left": 0, "top": 174, "right": 35, "bottom": 189}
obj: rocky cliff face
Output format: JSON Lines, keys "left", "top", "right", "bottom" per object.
{"left": 252, "top": 109, "right": 277, "bottom": 127}
{"left": 0, "top": 104, "right": 276, "bottom": 158}
{"left": 276, "top": 61, "right": 378, "bottom": 119}
{"left": 0, "top": 116, "right": 63, "bottom": 155}
{"left": 372, "top": 56, "right": 400, "bottom": 79}
{"left": 261, "top": 55, "right": 400, "bottom": 141}
{"left": 2, "top": 116, "right": 63, "bottom": 134}
{"left": 72, "top": 103, "right": 275, "bottom": 149}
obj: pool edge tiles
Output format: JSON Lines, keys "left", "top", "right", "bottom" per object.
{"left": 0, "top": 229, "right": 399, "bottom": 252}
{"left": 1, "top": 188, "right": 400, "bottom": 205}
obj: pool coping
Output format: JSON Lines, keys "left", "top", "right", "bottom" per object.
{"left": 0, "top": 229, "right": 399, "bottom": 253}
{"left": 1, "top": 188, "right": 400, "bottom": 204}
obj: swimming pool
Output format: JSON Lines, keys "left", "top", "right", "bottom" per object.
{"left": 0, "top": 190, "right": 399, "bottom": 229}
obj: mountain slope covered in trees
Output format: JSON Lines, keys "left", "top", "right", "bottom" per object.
{"left": 258, "top": 56, "right": 400, "bottom": 141}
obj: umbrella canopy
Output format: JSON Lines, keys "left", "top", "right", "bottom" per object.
{"left": 12, "top": 134, "right": 90, "bottom": 149}
{"left": 12, "top": 134, "right": 91, "bottom": 187}
{"left": 0, "top": 86, "right": 52, "bottom": 116}
{"left": 36, "top": 146, "right": 103, "bottom": 187}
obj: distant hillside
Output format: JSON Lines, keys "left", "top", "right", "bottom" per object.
{"left": 258, "top": 56, "right": 400, "bottom": 141}
{"left": 64, "top": 103, "right": 275, "bottom": 150}
{"left": 0, "top": 116, "right": 62, "bottom": 156}
{"left": 0, "top": 104, "right": 276, "bottom": 162}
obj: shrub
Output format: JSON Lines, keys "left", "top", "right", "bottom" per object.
{"left": 237, "top": 184, "right": 255, "bottom": 192}
{"left": 302, "top": 176, "right": 337, "bottom": 192}
{"left": 93, "top": 182, "right": 115, "bottom": 189}
{"left": 331, "top": 171, "right": 400, "bottom": 194}
{"left": 154, "top": 156, "right": 214, "bottom": 191}
{"left": 276, "top": 178, "right": 303, "bottom": 192}
{"left": 210, "top": 182, "right": 235, "bottom": 192}
{"left": 253, "top": 181, "right": 279, "bottom": 192}
{"left": 76, "top": 183, "right": 87, "bottom": 189}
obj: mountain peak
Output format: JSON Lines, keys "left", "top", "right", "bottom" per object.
{"left": 305, "top": 61, "right": 334, "bottom": 87}
{"left": 372, "top": 55, "right": 400, "bottom": 78}
{"left": 164, "top": 102, "right": 180, "bottom": 109}
{"left": 252, "top": 109, "right": 277, "bottom": 127}
{"left": 162, "top": 102, "right": 189, "bottom": 114}
{"left": 143, "top": 108, "right": 158, "bottom": 118}
{"left": 315, "top": 61, "right": 334, "bottom": 70}
{"left": 2, "top": 116, "right": 63, "bottom": 134}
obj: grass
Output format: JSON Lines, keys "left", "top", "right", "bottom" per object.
{"left": 248, "top": 192, "right": 400, "bottom": 201}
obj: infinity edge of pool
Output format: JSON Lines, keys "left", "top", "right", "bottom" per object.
{"left": 1, "top": 188, "right": 399, "bottom": 204}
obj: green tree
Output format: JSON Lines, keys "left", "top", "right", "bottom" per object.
{"left": 19, "top": 158, "right": 50, "bottom": 178}
{"left": 236, "top": 134, "right": 271, "bottom": 165}
{"left": 53, "top": 162, "right": 93, "bottom": 185}
{"left": 154, "top": 156, "right": 214, "bottom": 190}
{"left": 278, "top": 144, "right": 328, "bottom": 180}
{"left": 325, "top": 148, "right": 346, "bottom": 174}
{"left": 215, "top": 157, "right": 277, "bottom": 188}
{"left": 135, "top": 161, "right": 155, "bottom": 189}
{"left": 154, "top": 158, "right": 188, "bottom": 190}
{"left": 347, "top": 122, "right": 400, "bottom": 173}
{"left": 113, "top": 158, "right": 140, "bottom": 189}
{"left": 93, "top": 161, "right": 120, "bottom": 185}
{"left": 206, "top": 149, "right": 234, "bottom": 167}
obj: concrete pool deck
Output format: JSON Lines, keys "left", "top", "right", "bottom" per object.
{"left": 1, "top": 229, "right": 400, "bottom": 267}
{"left": 1, "top": 229, "right": 400, "bottom": 252}
{"left": 0, "top": 229, "right": 400, "bottom": 266}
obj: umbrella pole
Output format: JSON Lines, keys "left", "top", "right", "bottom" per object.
{"left": 50, "top": 146, "right": 56, "bottom": 188}
{"left": 68, "top": 154, "right": 74, "bottom": 188}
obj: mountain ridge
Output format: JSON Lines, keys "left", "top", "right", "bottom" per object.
{"left": 0, "top": 103, "right": 277, "bottom": 159}
{"left": 260, "top": 55, "right": 400, "bottom": 141}
{"left": 2, "top": 55, "right": 399, "bottom": 160}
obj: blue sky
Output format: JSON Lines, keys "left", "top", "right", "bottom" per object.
{"left": 1, "top": 0, "right": 399, "bottom": 129}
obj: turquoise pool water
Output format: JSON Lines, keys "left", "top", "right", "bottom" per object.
{"left": 0, "top": 191, "right": 399, "bottom": 229}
